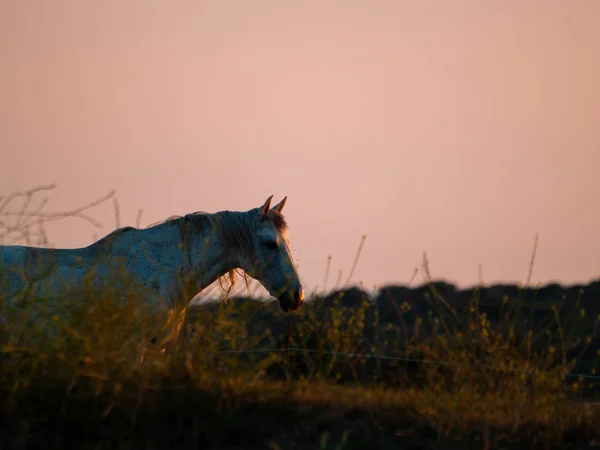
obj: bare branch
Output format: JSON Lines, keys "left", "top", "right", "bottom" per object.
{"left": 0, "top": 184, "right": 116, "bottom": 246}
{"left": 0, "top": 183, "right": 56, "bottom": 213}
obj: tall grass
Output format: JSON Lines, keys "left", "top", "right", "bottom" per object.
{"left": 1, "top": 185, "right": 599, "bottom": 449}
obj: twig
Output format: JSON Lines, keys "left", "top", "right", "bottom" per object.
{"left": 0, "top": 183, "right": 56, "bottom": 213}
{"left": 0, "top": 184, "right": 116, "bottom": 244}
{"left": 343, "top": 234, "right": 367, "bottom": 287}
{"left": 323, "top": 255, "right": 332, "bottom": 294}
{"left": 135, "top": 209, "right": 144, "bottom": 228}
{"left": 113, "top": 197, "right": 121, "bottom": 229}
{"left": 525, "top": 234, "right": 539, "bottom": 288}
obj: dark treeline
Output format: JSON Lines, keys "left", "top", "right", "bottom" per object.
{"left": 187, "top": 279, "right": 600, "bottom": 395}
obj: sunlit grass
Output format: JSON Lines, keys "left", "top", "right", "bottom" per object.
{"left": 1, "top": 186, "right": 599, "bottom": 449}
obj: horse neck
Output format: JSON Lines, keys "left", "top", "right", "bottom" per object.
{"left": 181, "top": 219, "right": 243, "bottom": 299}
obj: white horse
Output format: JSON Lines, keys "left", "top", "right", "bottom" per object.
{"left": 0, "top": 196, "right": 304, "bottom": 342}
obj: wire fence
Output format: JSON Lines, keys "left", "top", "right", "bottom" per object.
{"left": 216, "top": 347, "right": 600, "bottom": 380}
{"left": 210, "top": 315, "right": 600, "bottom": 382}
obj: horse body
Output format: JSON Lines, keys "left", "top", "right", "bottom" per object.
{"left": 1, "top": 196, "right": 304, "bottom": 331}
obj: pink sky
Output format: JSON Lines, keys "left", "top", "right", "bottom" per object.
{"left": 1, "top": 1, "right": 599, "bottom": 295}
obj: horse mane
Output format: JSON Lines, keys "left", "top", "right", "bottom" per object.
{"left": 150, "top": 209, "right": 287, "bottom": 247}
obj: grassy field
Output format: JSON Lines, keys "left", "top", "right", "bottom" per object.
{"left": 1, "top": 187, "right": 600, "bottom": 449}
{"left": 2, "top": 277, "right": 600, "bottom": 450}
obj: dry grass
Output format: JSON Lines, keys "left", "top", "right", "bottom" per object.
{"left": 1, "top": 185, "right": 599, "bottom": 449}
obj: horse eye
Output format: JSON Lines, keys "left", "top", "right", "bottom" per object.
{"left": 264, "top": 240, "right": 278, "bottom": 249}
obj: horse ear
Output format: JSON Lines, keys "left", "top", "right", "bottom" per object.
{"left": 260, "top": 195, "right": 274, "bottom": 221}
{"left": 272, "top": 196, "right": 287, "bottom": 214}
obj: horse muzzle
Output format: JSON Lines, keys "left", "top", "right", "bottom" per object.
{"left": 278, "top": 286, "right": 304, "bottom": 312}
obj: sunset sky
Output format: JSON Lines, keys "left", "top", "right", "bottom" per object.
{"left": 1, "top": 1, "right": 599, "bottom": 297}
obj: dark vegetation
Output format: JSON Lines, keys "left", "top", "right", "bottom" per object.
{"left": 2, "top": 186, "right": 599, "bottom": 449}
{"left": 2, "top": 279, "right": 600, "bottom": 450}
